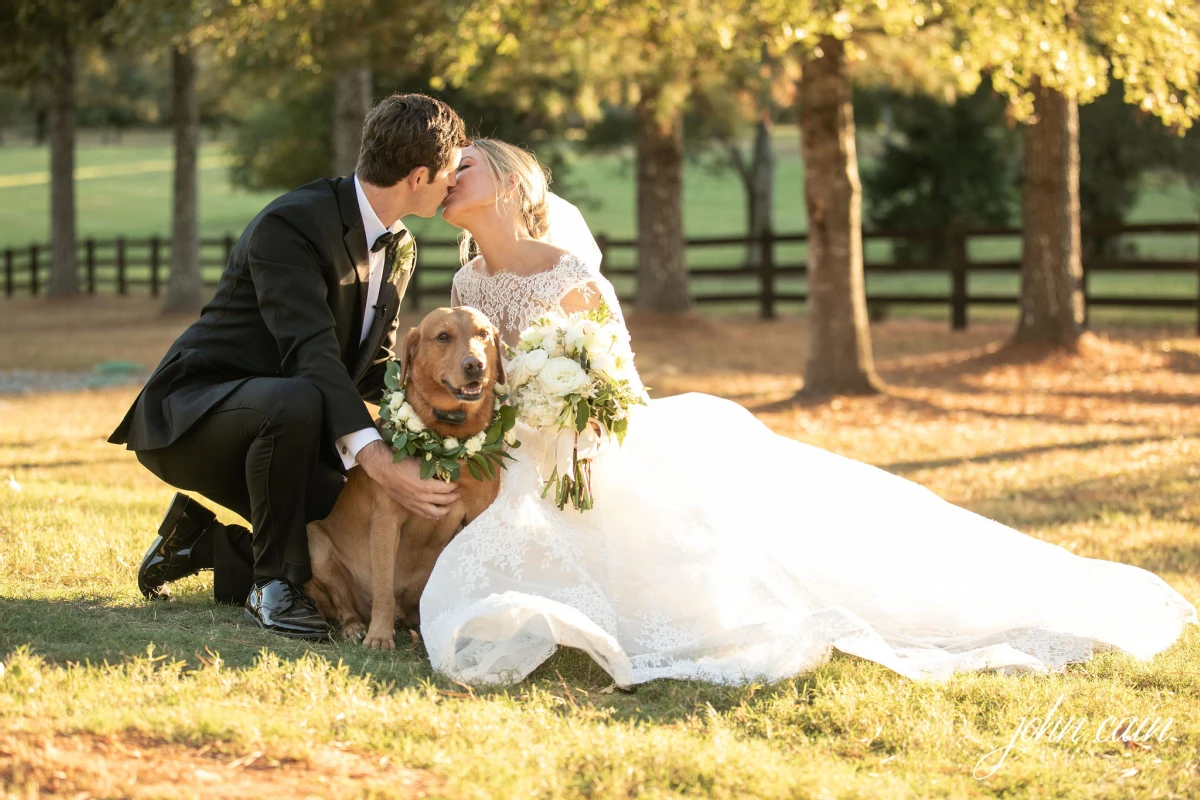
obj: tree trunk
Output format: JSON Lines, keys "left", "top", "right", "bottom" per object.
{"left": 164, "top": 45, "right": 203, "bottom": 312}
{"left": 333, "top": 68, "right": 371, "bottom": 177}
{"left": 635, "top": 90, "right": 689, "bottom": 313}
{"left": 35, "top": 107, "right": 48, "bottom": 145}
{"left": 48, "top": 35, "right": 78, "bottom": 297}
{"left": 1016, "top": 79, "right": 1085, "bottom": 348}
{"left": 745, "top": 117, "right": 775, "bottom": 268}
{"left": 797, "top": 36, "right": 880, "bottom": 396}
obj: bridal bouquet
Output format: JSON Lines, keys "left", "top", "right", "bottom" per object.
{"left": 504, "top": 302, "right": 646, "bottom": 511}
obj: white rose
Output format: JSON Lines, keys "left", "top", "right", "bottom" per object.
{"left": 589, "top": 350, "right": 618, "bottom": 379}
{"left": 563, "top": 320, "right": 600, "bottom": 354}
{"left": 583, "top": 328, "right": 613, "bottom": 356}
{"left": 465, "top": 432, "right": 486, "bottom": 456}
{"left": 505, "top": 352, "right": 531, "bottom": 388}
{"left": 518, "top": 329, "right": 543, "bottom": 351}
{"left": 536, "top": 356, "right": 589, "bottom": 397}
{"left": 519, "top": 391, "right": 566, "bottom": 429}
{"left": 398, "top": 402, "right": 415, "bottom": 421}
{"left": 520, "top": 322, "right": 559, "bottom": 351}
{"left": 443, "top": 437, "right": 460, "bottom": 450}
{"left": 524, "top": 348, "right": 549, "bottom": 374}
{"left": 406, "top": 414, "right": 426, "bottom": 434}
{"left": 504, "top": 428, "right": 518, "bottom": 446}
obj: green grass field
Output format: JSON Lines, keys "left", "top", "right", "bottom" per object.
{"left": 3, "top": 298, "right": 1200, "bottom": 797}
{"left": 2, "top": 132, "right": 1199, "bottom": 328}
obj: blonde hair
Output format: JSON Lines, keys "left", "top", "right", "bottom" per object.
{"left": 458, "top": 138, "right": 552, "bottom": 265}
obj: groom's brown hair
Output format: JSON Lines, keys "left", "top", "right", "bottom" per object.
{"left": 356, "top": 93, "right": 469, "bottom": 186}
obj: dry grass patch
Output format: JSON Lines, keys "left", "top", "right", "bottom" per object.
{"left": 3, "top": 297, "right": 1200, "bottom": 798}
{"left": 1, "top": 731, "right": 438, "bottom": 799}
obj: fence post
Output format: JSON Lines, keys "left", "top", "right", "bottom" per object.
{"left": 4, "top": 249, "right": 12, "bottom": 298}
{"left": 85, "top": 238, "right": 96, "bottom": 294}
{"left": 150, "top": 235, "right": 161, "bottom": 297}
{"left": 408, "top": 254, "right": 421, "bottom": 310}
{"left": 29, "top": 244, "right": 39, "bottom": 296}
{"left": 948, "top": 224, "right": 968, "bottom": 331}
{"left": 759, "top": 226, "right": 776, "bottom": 319}
{"left": 596, "top": 234, "right": 609, "bottom": 278}
{"left": 1081, "top": 259, "right": 1090, "bottom": 329}
{"left": 117, "top": 236, "right": 127, "bottom": 295}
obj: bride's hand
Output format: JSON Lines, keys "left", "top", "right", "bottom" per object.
{"left": 357, "top": 440, "right": 461, "bottom": 520}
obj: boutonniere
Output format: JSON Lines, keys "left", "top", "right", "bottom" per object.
{"left": 387, "top": 236, "right": 416, "bottom": 284}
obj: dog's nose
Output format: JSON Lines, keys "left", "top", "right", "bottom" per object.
{"left": 462, "top": 356, "right": 485, "bottom": 378}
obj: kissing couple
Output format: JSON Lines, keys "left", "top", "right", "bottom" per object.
{"left": 111, "top": 93, "right": 1194, "bottom": 688}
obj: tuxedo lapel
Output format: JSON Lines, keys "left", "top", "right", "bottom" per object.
{"left": 336, "top": 177, "right": 371, "bottom": 313}
{"left": 351, "top": 277, "right": 397, "bottom": 383}
{"left": 350, "top": 230, "right": 414, "bottom": 384}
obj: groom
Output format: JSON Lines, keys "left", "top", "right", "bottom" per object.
{"left": 109, "top": 93, "right": 469, "bottom": 640}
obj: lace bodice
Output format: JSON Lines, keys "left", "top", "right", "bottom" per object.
{"left": 451, "top": 253, "right": 625, "bottom": 347}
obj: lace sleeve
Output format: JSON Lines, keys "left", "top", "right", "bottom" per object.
{"left": 451, "top": 258, "right": 480, "bottom": 310}
{"left": 551, "top": 257, "right": 626, "bottom": 328}
{"left": 553, "top": 258, "right": 646, "bottom": 399}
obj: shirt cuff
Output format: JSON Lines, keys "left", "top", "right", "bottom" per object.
{"left": 336, "top": 426, "right": 384, "bottom": 470}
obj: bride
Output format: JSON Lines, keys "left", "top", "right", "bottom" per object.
{"left": 421, "top": 138, "right": 1196, "bottom": 686}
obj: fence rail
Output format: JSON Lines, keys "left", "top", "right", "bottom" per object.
{"left": 4, "top": 222, "right": 1199, "bottom": 332}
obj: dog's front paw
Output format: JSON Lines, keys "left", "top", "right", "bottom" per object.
{"left": 363, "top": 629, "right": 395, "bottom": 651}
{"left": 341, "top": 620, "right": 367, "bottom": 642}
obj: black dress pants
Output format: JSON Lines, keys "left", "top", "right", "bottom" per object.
{"left": 136, "top": 377, "right": 346, "bottom": 604}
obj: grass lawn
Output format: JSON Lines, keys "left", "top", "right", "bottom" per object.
{"left": 2, "top": 297, "right": 1199, "bottom": 797}
{"left": 3, "top": 132, "right": 1199, "bottom": 332}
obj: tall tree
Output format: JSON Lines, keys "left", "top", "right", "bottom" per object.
{"left": 798, "top": 35, "right": 879, "bottom": 394}
{"left": 758, "top": 4, "right": 955, "bottom": 395}
{"left": 111, "top": 0, "right": 207, "bottom": 311}
{"left": 332, "top": 67, "right": 371, "bottom": 176}
{"left": 164, "top": 41, "right": 202, "bottom": 311}
{"left": 951, "top": 0, "right": 1200, "bottom": 350}
{"left": 0, "top": 0, "right": 117, "bottom": 297}
{"left": 202, "top": 0, "right": 401, "bottom": 183}
{"left": 437, "top": 0, "right": 747, "bottom": 313}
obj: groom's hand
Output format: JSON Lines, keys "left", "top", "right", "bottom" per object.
{"left": 357, "top": 441, "right": 461, "bottom": 520}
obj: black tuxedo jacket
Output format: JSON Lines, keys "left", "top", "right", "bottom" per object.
{"left": 110, "top": 176, "right": 411, "bottom": 453}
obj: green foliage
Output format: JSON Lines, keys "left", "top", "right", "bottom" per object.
{"left": 0, "top": 0, "right": 119, "bottom": 82}
{"left": 225, "top": 71, "right": 333, "bottom": 191}
{"left": 862, "top": 82, "right": 1019, "bottom": 240}
{"left": 950, "top": 0, "right": 1200, "bottom": 130}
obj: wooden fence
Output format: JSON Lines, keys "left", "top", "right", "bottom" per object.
{"left": 4, "top": 222, "right": 1199, "bottom": 332}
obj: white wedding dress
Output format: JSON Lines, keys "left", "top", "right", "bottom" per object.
{"left": 420, "top": 253, "right": 1196, "bottom": 686}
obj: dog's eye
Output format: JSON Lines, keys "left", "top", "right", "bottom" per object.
{"left": 436, "top": 332, "right": 451, "bottom": 343}
{"left": 475, "top": 330, "right": 489, "bottom": 339}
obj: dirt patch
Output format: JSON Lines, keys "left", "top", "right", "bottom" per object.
{"left": 0, "top": 731, "right": 441, "bottom": 799}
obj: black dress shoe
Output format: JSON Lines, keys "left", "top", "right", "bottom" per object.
{"left": 243, "top": 579, "right": 331, "bottom": 641}
{"left": 137, "top": 492, "right": 217, "bottom": 599}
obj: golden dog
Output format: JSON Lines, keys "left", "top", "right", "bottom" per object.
{"left": 305, "top": 307, "right": 505, "bottom": 650}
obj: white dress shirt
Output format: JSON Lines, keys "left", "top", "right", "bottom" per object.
{"left": 333, "top": 175, "right": 405, "bottom": 470}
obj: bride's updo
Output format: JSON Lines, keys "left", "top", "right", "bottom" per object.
{"left": 458, "top": 138, "right": 551, "bottom": 265}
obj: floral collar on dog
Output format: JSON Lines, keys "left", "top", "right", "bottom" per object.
{"left": 379, "top": 361, "right": 518, "bottom": 482}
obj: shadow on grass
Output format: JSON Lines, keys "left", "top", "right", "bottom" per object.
{"left": 963, "top": 459, "right": 1200, "bottom": 533}
{"left": 0, "top": 593, "right": 874, "bottom": 726}
{"left": 879, "top": 434, "right": 1190, "bottom": 475}
{"left": 0, "top": 594, "right": 435, "bottom": 687}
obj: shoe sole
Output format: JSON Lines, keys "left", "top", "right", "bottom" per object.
{"left": 243, "top": 609, "right": 332, "bottom": 641}
{"left": 137, "top": 495, "right": 192, "bottom": 599}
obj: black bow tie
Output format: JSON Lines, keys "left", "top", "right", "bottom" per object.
{"left": 371, "top": 230, "right": 404, "bottom": 253}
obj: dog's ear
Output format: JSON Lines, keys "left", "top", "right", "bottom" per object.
{"left": 492, "top": 328, "right": 506, "bottom": 387}
{"left": 400, "top": 327, "right": 420, "bottom": 388}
